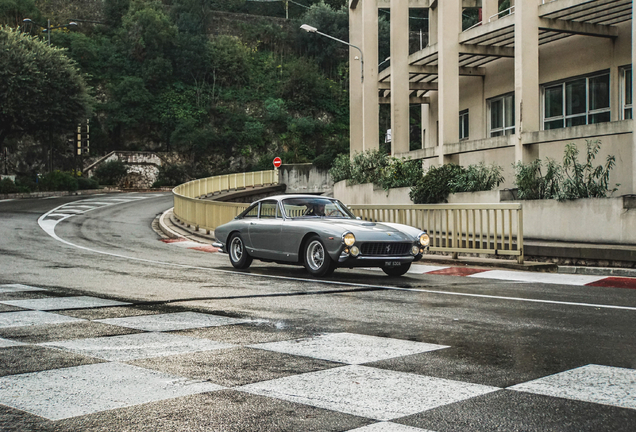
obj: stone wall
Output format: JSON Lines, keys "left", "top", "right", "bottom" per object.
{"left": 85, "top": 151, "right": 163, "bottom": 188}
{"left": 278, "top": 164, "right": 333, "bottom": 196}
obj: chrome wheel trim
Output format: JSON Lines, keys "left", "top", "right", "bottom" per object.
{"left": 306, "top": 240, "right": 325, "bottom": 271}
{"left": 229, "top": 236, "right": 243, "bottom": 263}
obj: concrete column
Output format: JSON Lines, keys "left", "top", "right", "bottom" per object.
{"left": 349, "top": 4, "right": 363, "bottom": 157}
{"left": 632, "top": 0, "right": 636, "bottom": 193}
{"left": 362, "top": 0, "right": 379, "bottom": 153}
{"left": 390, "top": 0, "right": 410, "bottom": 155}
{"left": 428, "top": 6, "right": 437, "bottom": 46}
{"left": 514, "top": 0, "right": 540, "bottom": 164}
{"left": 481, "top": 0, "right": 498, "bottom": 24}
{"left": 437, "top": 0, "right": 461, "bottom": 165}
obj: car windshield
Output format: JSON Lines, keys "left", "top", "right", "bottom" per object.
{"left": 281, "top": 197, "right": 355, "bottom": 219}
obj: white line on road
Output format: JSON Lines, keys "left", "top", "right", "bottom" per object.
{"left": 36, "top": 203, "right": 636, "bottom": 313}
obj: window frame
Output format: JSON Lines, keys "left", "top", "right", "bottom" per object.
{"left": 459, "top": 109, "right": 469, "bottom": 140}
{"left": 541, "top": 71, "right": 611, "bottom": 130}
{"left": 488, "top": 93, "right": 515, "bottom": 137}
{"left": 620, "top": 66, "right": 632, "bottom": 120}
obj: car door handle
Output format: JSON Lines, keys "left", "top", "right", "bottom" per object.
{"left": 250, "top": 222, "right": 256, "bottom": 225}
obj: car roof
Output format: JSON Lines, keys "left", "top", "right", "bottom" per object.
{"left": 254, "top": 195, "right": 336, "bottom": 203}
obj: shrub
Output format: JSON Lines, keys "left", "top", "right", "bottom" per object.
{"left": 561, "top": 140, "right": 619, "bottom": 199}
{"left": 450, "top": 162, "right": 505, "bottom": 193}
{"left": 513, "top": 140, "right": 618, "bottom": 200}
{"left": 152, "top": 163, "right": 188, "bottom": 187}
{"left": 0, "top": 178, "right": 18, "bottom": 194}
{"left": 513, "top": 158, "right": 562, "bottom": 200}
{"left": 377, "top": 158, "right": 423, "bottom": 190}
{"left": 410, "top": 164, "right": 465, "bottom": 204}
{"left": 349, "top": 150, "right": 390, "bottom": 185}
{"left": 39, "top": 171, "right": 78, "bottom": 192}
{"left": 77, "top": 177, "right": 99, "bottom": 190}
{"left": 93, "top": 160, "right": 128, "bottom": 185}
{"left": 328, "top": 153, "right": 352, "bottom": 183}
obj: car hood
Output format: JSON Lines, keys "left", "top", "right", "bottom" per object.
{"left": 301, "top": 219, "right": 420, "bottom": 241}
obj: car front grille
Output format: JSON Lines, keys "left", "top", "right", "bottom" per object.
{"left": 360, "top": 242, "right": 411, "bottom": 256}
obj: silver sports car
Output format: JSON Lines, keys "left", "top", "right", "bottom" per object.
{"left": 213, "top": 195, "right": 430, "bottom": 277}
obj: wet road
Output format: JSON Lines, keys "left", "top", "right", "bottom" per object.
{"left": 0, "top": 193, "right": 634, "bottom": 431}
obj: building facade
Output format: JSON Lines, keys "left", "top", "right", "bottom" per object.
{"left": 349, "top": 0, "right": 635, "bottom": 192}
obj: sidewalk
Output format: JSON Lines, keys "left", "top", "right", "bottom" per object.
{"left": 157, "top": 208, "right": 636, "bottom": 278}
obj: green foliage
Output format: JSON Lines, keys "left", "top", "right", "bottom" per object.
{"left": 377, "top": 158, "right": 423, "bottom": 191}
{"left": 93, "top": 160, "right": 129, "bottom": 185}
{"left": 152, "top": 163, "right": 188, "bottom": 187}
{"left": 39, "top": 171, "right": 78, "bottom": 192}
{"left": 561, "top": 140, "right": 619, "bottom": 199}
{"left": 0, "top": 0, "right": 41, "bottom": 27}
{"left": 450, "top": 162, "right": 505, "bottom": 193}
{"left": 77, "top": 177, "right": 99, "bottom": 190}
{"left": 0, "top": 178, "right": 17, "bottom": 194}
{"left": 514, "top": 140, "right": 618, "bottom": 200}
{"left": 410, "top": 164, "right": 465, "bottom": 204}
{"left": 0, "top": 26, "right": 92, "bottom": 147}
{"left": 349, "top": 150, "right": 391, "bottom": 185}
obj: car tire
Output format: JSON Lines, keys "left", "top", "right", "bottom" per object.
{"left": 303, "top": 235, "right": 336, "bottom": 277}
{"left": 381, "top": 263, "right": 411, "bottom": 277}
{"left": 228, "top": 233, "right": 253, "bottom": 269}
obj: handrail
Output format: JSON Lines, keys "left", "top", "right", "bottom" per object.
{"left": 348, "top": 203, "right": 524, "bottom": 264}
{"left": 172, "top": 170, "right": 279, "bottom": 233}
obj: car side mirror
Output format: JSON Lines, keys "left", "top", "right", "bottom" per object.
{"left": 356, "top": 216, "right": 361, "bottom": 220}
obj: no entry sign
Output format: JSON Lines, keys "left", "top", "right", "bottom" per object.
{"left": 273, "top": 157, "right": 282, "bottom": 168}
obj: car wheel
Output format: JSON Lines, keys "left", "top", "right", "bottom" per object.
{"left": 228, "top": 233, "right": 253, "bottom": 269}
{"left": 381, "top": 263, "right": 411, "bottom": 277}
{"left": 303, "top": 235, "right": 336, "bottom": 277}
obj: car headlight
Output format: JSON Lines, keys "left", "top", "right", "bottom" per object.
{"left": 419, "top": 232, "right": 430, "bottom": 247}
{"left": 350, "top": 246, "right": 360, "bottom": 256}
{"left": 343, "top": 232, "right": 356, "bottom": 246}
{"left": 411, "top": 245, "right": 420, "bottom": 255}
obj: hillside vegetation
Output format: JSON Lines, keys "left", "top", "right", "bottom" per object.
{"left": 1, "top": 0, "right": 362, "bottom": 183}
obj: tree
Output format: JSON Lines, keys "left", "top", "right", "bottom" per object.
{"left": 0, "top": 26, "right": 92, "bottom": 149}
{"left": 0, "top": 0, "right": 40, "bottom": 27}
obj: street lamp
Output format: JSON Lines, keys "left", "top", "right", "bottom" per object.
{"left": 23, "top": 18, "right": 78, "bottom": 46}
{"left": 300, "top": 24, "right": 364, "bottom": 82}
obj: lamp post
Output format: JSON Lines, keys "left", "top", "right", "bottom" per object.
{"left": 23, "top": 18, "right": 78, "bottom": 46}
{"left": 22, "top": 18, "right": 78, "bottom": 173}
{"left": 300, "top": 24, "right": 364, "bottom": 82}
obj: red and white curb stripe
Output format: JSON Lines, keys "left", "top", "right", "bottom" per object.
{"left": 161, "top": 240, "right": 636, "bottom": 290}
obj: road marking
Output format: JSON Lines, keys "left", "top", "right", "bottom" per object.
{"left": 468, "top": 270, "right": 606, "bottom": 286}
{"left": 37, "top": 202, "right": 636, "bottom": 312}
{"left": 0, "top": 199, "right": 15, "bottom": 203}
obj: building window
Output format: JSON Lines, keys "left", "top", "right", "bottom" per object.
{"left": 621, "top": 67, "right": 632, "bottom": 120}
{"left": 489, "top": 94, "right": 514, "bottom": 137}
{"left": 542, "top": 72, "right": 610, "bottom": 130}
{"left": 459, "top": 109, "right": 469, "bottom": 140}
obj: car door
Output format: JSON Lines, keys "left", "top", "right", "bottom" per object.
{"left": 247, "top": 200, "right": 284, "bottom": 260}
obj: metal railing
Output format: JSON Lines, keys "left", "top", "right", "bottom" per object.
{"left": 348, "top": 203, "right": 524, "bottom": 264}
{"left": 172, "top": 170, "right": 279, "bottom": 232}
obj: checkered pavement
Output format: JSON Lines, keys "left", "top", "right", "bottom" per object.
{"left": 0, "top": 283, "right": 634, "bottom": 430}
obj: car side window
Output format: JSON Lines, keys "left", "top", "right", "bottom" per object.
{"left": 243, "top": 204, "right": 259, "bottom": 218}
{"left": 260, "top": 201, "right": 277, "bottom": 219}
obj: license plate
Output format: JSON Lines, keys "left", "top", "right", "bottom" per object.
{"left": 385, "top": 261, "right": 402, "bottom": 267}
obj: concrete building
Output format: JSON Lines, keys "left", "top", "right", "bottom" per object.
{"left": 349, "top": 0, "right": 635, "bottom": 192}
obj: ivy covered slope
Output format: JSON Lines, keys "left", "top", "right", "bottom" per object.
{"left": 1, "top": 0, "right": 352, "bottom": 179}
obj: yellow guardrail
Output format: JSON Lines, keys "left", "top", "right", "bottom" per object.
{"left": 173, "top": 170, "right": 523, "bottom": 263}
{"left": 349, "top": 203, "right": 524, "bottom": 264}
{"left": 172, "top": 170, "right": 279, "bottom": 233}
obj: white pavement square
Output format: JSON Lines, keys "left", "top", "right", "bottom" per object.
{"left": 0, "top": 337, "right": 26, "bottom": 348}
{"left": 348, "top": 423, "right": 436, "bottom": 431}
{"left": 0, "top": 284, "right": 47, "bottom": 293}
{"left": 0, "top": 311, "right": 84, "bottom": 328}
{"left": 95, "top": 311, "right": 251, "bottom": 332}
{"left": 509, "top": 364, "right": 636, "bottom": 410}
{"left": 250, "top": 332, "right": 449, "bottom": 365}
{"left": 0, "top": 362, "right": 224, "bottom": 421}
{"left": 239, "top": 365, "right": 500, "bottom": 421}
{"left": 41, "top": 332, "right": 236, "bottom": 361}
{"left": 468, "top": 270, "right": 606, "bottom": 286}
{"left": 0, "top": 296, "right": 130, "bottom": 311}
